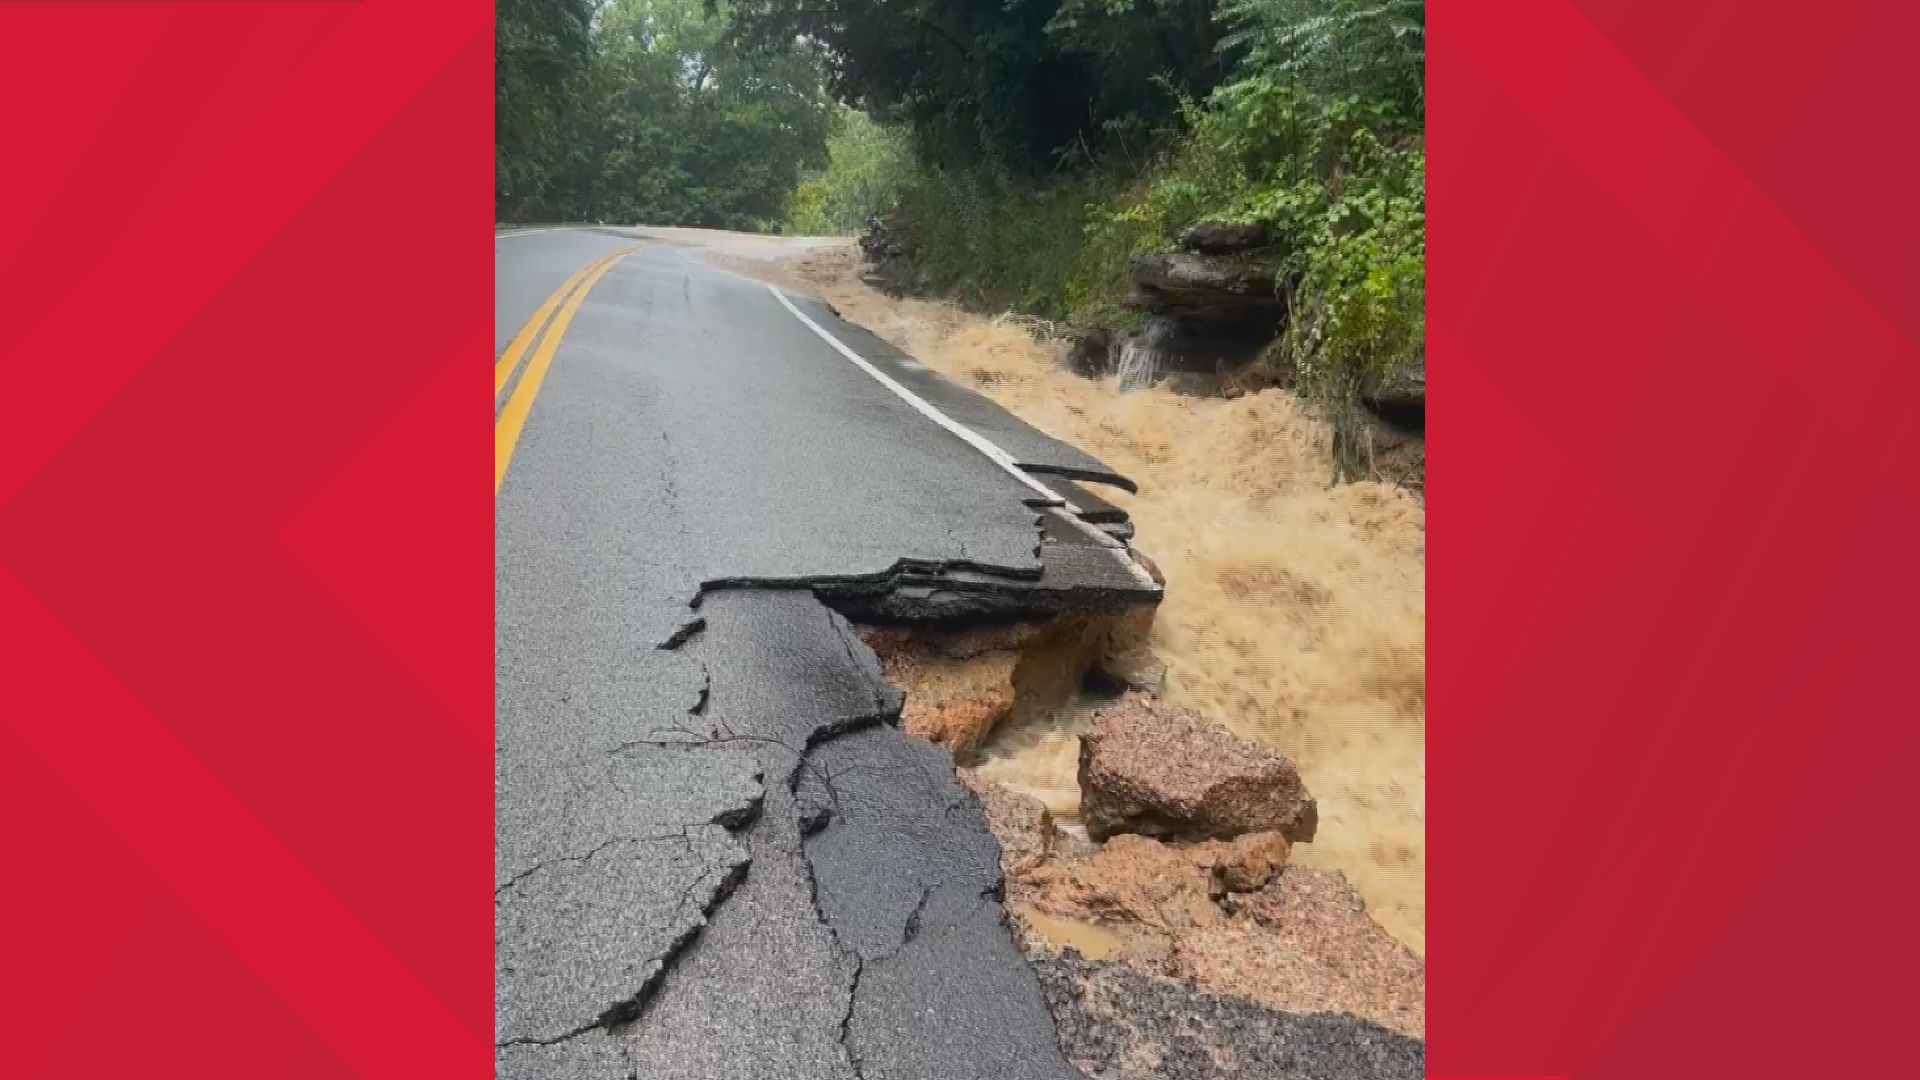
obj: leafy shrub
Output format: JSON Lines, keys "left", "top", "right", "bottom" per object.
{"left": 849, "top": 1, "right": 1425, "bottom": 479}
{"left": 497, "top": 0, "right": 833, "bottom": 229}
{"left": 787, "top": 110, "right": 917, "bottom": 235}
{"left": 760, "top": 1, "right": 1427, "bottom": 480}
{"left": 1217, "top": 0, "right": 1424, "bottom": 122}
{"left": 733, "top": 0, "right": 1218, "bottom": 176}
{"left": 883, "top": 167, "right": 1129, "bottom": 320}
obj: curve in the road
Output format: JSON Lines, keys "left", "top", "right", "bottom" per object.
{"left": 495, "top": 246, "right": 642, "bottom": 492}
{"left": 493, "top": 231, "right": 1412, "bottom": 1080}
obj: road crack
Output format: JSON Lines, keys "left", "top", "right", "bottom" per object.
{"left": 656, "top": 616, "right": 706, "bottom": 650}
{"left": 494, "top": 829, "right": 694, "bottom": 898}
{"left": 596, "top": 855, "right": 750, "bottom": 1028}
{"left": 836, "top": 954, "right": 868, "bottom": 1080}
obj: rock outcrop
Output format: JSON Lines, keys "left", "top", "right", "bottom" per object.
{"left": 858, "top": 212, "right": 919, "bottom": 293}
{"left": 1061, "top": 326, "right": 1115, "bottom": 378}
{"left": 1178, "top": 220, "right": 1274, "bottom": 255}
{"left": 1078, "top": 696, "right": 1318, "bottom": 844}
{"left": 1107, "top": 220, "right": 1288, "bottom": 386}
{"left": 1362, "top": 350, "right": 1425, "bottom": 432}
{"left": 1128, "top": 250, "right": 1285, "bottom": 326}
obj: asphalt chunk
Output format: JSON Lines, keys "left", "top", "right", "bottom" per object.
{"left": 614, "top": 591, "right": 885, "bottom": 1080}
{"left": 798, "top": 724, "right": 1003, "bottom": 961}
{"left": 616, "top": 591, "right": 1089, "bottom": 1080}
{"left": 617, "top": 786, "right": 863, "bottom": 1080}
{"left": 495, "top": 825, "right": 748, "bottom": 1045}
{"left": 798, "top": 720, "right": 1086, "bottom": 1080}
{"left": 495, "top": 742, "right": 763, "bottom": 888}
{"left": 1043, "top": 478, "right": 1131, "bottom": 525}
{"left": 847, "top": 898, "right": 1086, "bottom": 1080}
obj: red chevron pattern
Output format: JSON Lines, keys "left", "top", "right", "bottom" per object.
{"left": 0, "top": 3, "right": 489, "bottom": 1076}
{"left": 1432, "top": 1, "right": 1918, "bottom": 1077}
{"left": 3, "top": 1, "right": 1914, "bottom": 1076}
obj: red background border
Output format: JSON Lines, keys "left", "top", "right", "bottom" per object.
{"left": 2, "top": 0, "right": 1916, "bottom": 1076}
{"left": 1432, "top": 2, "right": 1919, "bottom": 1077}
{"left": 0, "top": 2, "right": 491, "bottom": 1076}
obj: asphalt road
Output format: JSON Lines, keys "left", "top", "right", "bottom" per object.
{"left": 492, "top": 228, "right": 1419, "bottom": 1079}
{"left": 494, "top": 227, "right": 1163, "bottom": 1079}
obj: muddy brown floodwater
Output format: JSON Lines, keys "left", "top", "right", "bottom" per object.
{"left": 679, "top": 232, "right": 1425, "bottom": 955}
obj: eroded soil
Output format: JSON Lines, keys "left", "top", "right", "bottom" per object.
{"left": 698, "top": 235, "right": 1424, "bottom": 954}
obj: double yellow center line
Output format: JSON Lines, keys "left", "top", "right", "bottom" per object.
{"left": 495, "top": 245, "right": 643, "bottom": 494}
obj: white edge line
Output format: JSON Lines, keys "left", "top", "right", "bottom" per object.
{"left": 766, "top": 284, "right": 1160, "bottom": 590}
{"left": 495, "top": 226, "right": 587, "bottom": 239}
{"left": 768, "top": 284, "right": 1066, "bottom": 504}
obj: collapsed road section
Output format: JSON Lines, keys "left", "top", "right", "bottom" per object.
{"left": 498, "top": 545, "right": 1160, "bottom": 1079}
{"left": 496, "top": 237, "right": 1417, "bottom": 1079}
{"left": 496, "top": 240, "right": 1161, "bottom": 1079}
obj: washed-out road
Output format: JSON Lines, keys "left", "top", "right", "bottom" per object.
{"left": 494, "top": 226, "right": 1159, "bottom": 1080}
{"left": 492, "top": 227, "right": 1421, "bottom": 1080}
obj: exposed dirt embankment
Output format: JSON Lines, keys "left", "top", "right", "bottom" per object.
{"left": 707, "top": 238, "right": 1424, "bottom": 956}
{"left": 855, "top": 614, "right": 1425, "bottom": 1040}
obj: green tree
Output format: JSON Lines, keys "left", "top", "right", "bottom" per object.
{"left": 729, "top": 0, "right": 1225, "bottom": 174}
{"left": 787, "top": 108, "right": 916, "bottom": 235}
{"left": 496, "top": 0, "right": 595, "bottom": 219}
{"left": 1216, "top": 0, "right": 1423, "bottom": 121}
{"left": 495, "top": 0, "right": 833, "bottom": 229}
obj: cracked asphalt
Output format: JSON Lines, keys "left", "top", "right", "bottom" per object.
{"left": 495, "top": 228, "right": 1162, "bottom": 1079}
{"left": 494, "top": 227, "right": 1417, "bottom": 1079}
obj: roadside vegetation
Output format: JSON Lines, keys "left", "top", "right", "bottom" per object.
{"left": 497, "top": 0, "right": 832, "bottom": 229}
{"left": 783, "top": 0, "right": 1423, "bottom": 471}
{"left": 494, "top": 0, "right": 1427, "bottom": 972}
{"left": 784, "top": 110, "right": 915, "bottom": 237}
{"left": 497, "top": 0, "right": 1424, "bottom": 476}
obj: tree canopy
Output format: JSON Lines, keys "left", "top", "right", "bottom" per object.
{"left": 496, "top": 0, "right": 832, "bottom": 227}
{"left": 729, "top": 0, "right": 1227, "bottom": 174}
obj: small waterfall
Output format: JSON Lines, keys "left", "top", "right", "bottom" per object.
{"left": 1114, "top": 316, "right": 1178, "bottom": 393}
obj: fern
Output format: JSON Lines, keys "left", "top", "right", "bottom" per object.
{"left": 1217, "top": 0, "right": 1424, "bottom": 120}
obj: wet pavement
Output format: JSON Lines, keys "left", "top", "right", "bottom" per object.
{"left": 496, "top": 229, "right": 1155, "bottom": 1078}
{"left": 494, "top": 227, "right": 1416, "bottom": 1078}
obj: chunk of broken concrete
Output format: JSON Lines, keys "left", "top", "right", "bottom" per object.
{"left": 1077, "top": 697, "right": 1316, "bottom": 844}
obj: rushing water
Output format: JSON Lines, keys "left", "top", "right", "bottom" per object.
{"left": 1113, "top": 316, "right": 1178, "bottom": 393}
{"left": 707, "top": 240, "right": 1426, "bottom": 954}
